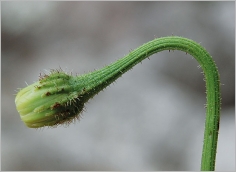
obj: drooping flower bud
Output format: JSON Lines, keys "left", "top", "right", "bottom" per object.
{"left": 15, "top": 70, "right": 86, "bottom": 128}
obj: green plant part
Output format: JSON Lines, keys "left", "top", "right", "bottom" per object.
{"left": 15, "top": 36, "right": 221, "bottom": 171}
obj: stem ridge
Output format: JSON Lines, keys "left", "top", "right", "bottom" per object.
{"left": 82, "top": 36, "right": 221, "bottom": 170}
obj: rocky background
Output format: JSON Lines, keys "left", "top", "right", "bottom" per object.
{"left": 2, "top": 1, "right": 235, "bottom": 170}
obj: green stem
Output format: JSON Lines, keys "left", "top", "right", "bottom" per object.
{"left": 75, "top": 36, "right": 221, "bottom": 170}
{"left": 15, "top": 36, "right": 221, "bottom": 170}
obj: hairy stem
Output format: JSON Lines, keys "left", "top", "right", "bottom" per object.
{"left": 80, "top": 36, "right": 221, "bottom": 170}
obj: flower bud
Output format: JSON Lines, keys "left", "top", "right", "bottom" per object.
{"left": 15, "top": 70, "right": 86, "bottom": 128}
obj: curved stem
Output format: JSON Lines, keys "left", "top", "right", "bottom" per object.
{"left": 78, "top": 36, "right": 221, "bottom": 170}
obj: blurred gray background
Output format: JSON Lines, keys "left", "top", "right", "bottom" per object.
{"left": 1, "top": 1, "right": 235, "bottom": 171}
